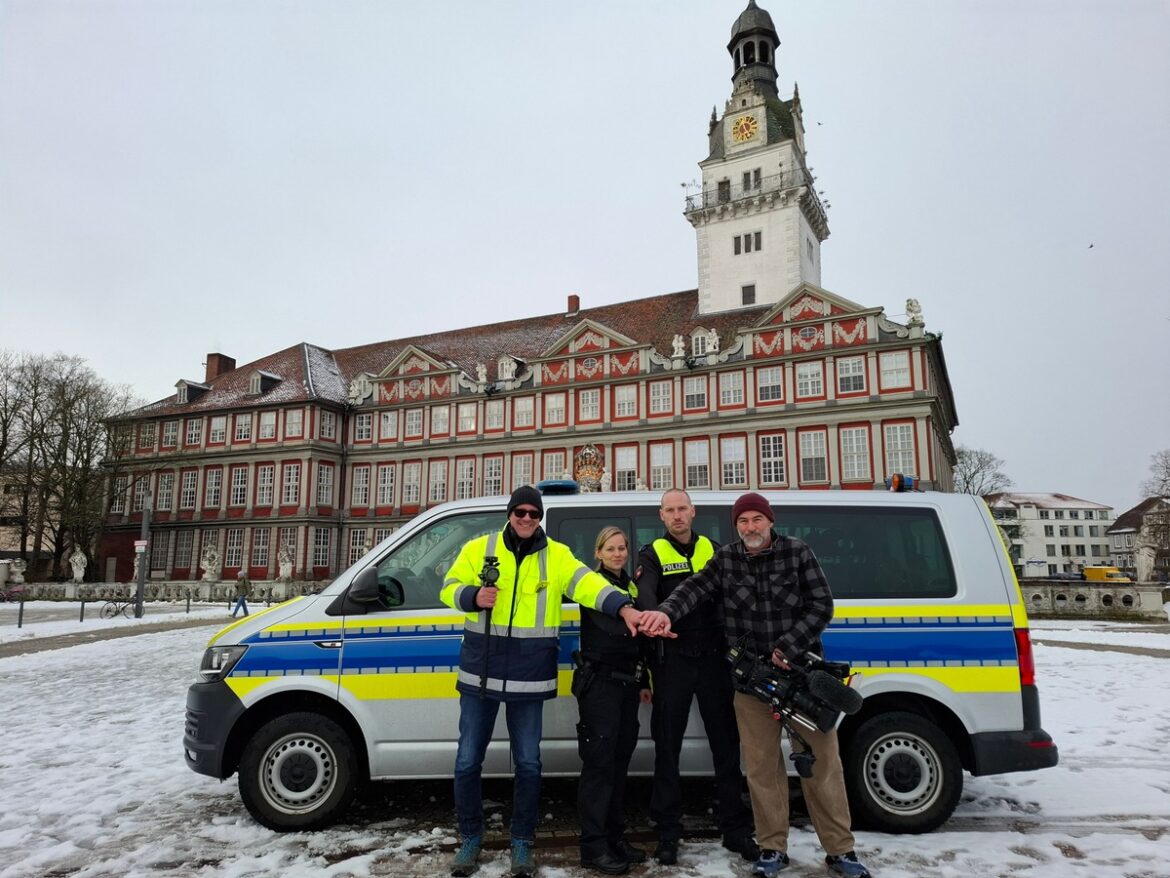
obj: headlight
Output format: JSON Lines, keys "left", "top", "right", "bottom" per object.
{"left": 198, "top": 645, "right": 248, "bottom": 682}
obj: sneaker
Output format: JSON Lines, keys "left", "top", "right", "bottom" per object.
{"left": 510, "top": 838, "right": 536, "bottom": 877}
{"left": 723, "top": 832, "right": 761, "bottom": 861}
{"left": 752, "top": 849, "right": 790, "bottom": 877}
{"left": 611, "top": 838, "right": 647, "bottom": 864}
{"left": 450, "top": 836, "right": 482, "bottom": 877}
{"left": 826, "top": 851, "right": 871, "bottom": 878}
{"left": 654, "top": 839, "right": 679, "bottom": 865}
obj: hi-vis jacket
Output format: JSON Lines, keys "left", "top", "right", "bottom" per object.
{"left": 440, "top": 527, "right": 632, "bottom": 701}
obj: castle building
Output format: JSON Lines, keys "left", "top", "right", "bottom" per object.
{"left": 99, "top": 2, "right": 958, "bottom": 582}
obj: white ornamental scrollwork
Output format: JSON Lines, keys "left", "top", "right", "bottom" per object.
{"left": 791, "top": 326, "right": 825, "bottom": 352}
{"left": 832, "top": 319, "right": 866, "bottom": 346}
{"left": 789, "top": 294, "right": 824, "bottom": 320}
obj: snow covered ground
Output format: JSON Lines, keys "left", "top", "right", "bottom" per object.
{"left": 0, "top": 600, "right": 230, "bottom": 645}
{"left": 1, "top": 617, "right": 1168, "bottom": 878}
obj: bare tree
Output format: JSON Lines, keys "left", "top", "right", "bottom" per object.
{"left": 1140, "top": 448, "right": 1170, "bottom": 498}
{"left": 0, "top": 351, "right": 140, "bottom": 579}
{"left": 952, "top": 445, "right": 1013, "bottom": 496}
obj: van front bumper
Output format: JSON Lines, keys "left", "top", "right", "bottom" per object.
{"left": 183, "top": 680, "right": 246, "bottom": 779}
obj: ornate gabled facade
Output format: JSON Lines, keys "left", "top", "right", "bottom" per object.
{"left": 99, "top": 2, "right": 958, "bottom": 583}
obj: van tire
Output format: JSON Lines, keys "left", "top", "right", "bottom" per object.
{"left": 238, "top": 712, "right": 357, "bottom": 831}
{"left": 843, "top": 711, "right": 962, "bottom": 833}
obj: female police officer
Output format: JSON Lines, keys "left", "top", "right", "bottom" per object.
{"left": 574, "top": 526, "right": 652, "bottom": 875}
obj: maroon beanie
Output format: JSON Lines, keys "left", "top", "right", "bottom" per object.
{"left": 732, "top": 492, "right": 774, "bottom": 523}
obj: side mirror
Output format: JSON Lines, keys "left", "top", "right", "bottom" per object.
{"left": 348, "top": 566, "right": 404, "bottom": 607}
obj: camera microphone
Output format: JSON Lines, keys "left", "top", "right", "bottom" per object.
{"left": 807, "top": 669, "right": 863, "bottom": 716}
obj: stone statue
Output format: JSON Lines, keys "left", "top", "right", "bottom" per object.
{"left": 69, "top": 547, "right": 87, "bottom": 583}
{"left": 200, "top": 541, "right": 221, "bottom": 583}
{"left": 906, "top": 298, "right": 924, "bottom": 325}
{"left": 475, "top": 363, "right": 488, "bottom": 384}
{"left": 671, "top": 334, "right": 686, "bottom": 358}
{"left": 9, "top": 559, "right": 26, "bottom": 585}
{"left": 277, "top": 542, "right": 295, "bottom": 583}
{"left": 635, "top": 477, "right": 649, "bottom": 492}
{"left": 574, "top": 443, "right": 603, "bottom": 493}
{"left": 560, "top": 469, "right": 572, "bottom": 481}
{"left": 706, "top": 327, "right": 720, "bottom": 353}
{"left": 599, "top": 468, "right": 612, "bottom": 493}
{"left": 498, "top": 356, "right": 516, "bottom": 381}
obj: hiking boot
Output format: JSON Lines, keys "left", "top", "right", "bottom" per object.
{"left": 752, "top": 849, "right": 790, "bottom": 877}
{"left": 510, "top": 838, "right": 536, "bottom": 877}
{"left": 611, "top": 838, "right": 647, "bottom": 864}
{"left": 580, "top": 849, "right": 630, "bottom": 875}
{"left": 826, "top": 851, "right": 871, "bottom": 878}
{"left": 654, "top": 839, "right": 679, "bottom": 865}
{"left": 723, "top": 832, "right": 761, "bottom": 861}
{"left": 450, "top": 836, "right": 482, "bottom": 877}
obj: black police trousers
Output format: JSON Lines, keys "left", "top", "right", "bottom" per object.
{"left": 650, "top": 650, "right": 753, "bottom": 841}
{"left": 575, "top": 670, "right": 641, "bottom": 859}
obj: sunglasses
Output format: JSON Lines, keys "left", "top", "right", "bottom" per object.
{"left": 511, "top": 508, "right": 543, "bottom": 520}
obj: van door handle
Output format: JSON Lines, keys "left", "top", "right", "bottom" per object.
{"left": 314, "top": 640, "right": 343, "bottom": 649}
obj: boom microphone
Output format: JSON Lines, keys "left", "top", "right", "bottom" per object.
{"left": 807, "top": 669, "right": 864, "bottom": 716}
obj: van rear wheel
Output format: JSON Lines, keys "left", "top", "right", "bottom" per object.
{"left": 843, "top": 711, "right": 962, "bottom": 833}
{"left": 238, "top": 712, "right": 357, "bottom": 831}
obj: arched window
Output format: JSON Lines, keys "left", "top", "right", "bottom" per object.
{"left": 760, "top": 42, "right": 770, "bottom": 63}
{"left": 734, "top": 48, "right": 741, "bottom": 68}
{"left": 744, "top": 42, "right": 756, "bottom": 64}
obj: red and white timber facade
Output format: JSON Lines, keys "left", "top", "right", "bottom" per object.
{"left": 99, "top": 2, "right": 958, "bottom": 582}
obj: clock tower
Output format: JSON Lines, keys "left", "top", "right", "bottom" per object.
{"left": 687, "top": 0, "right": 830, "bottom": 315}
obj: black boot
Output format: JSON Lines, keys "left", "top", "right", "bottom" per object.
{"left": 581, "top": 850, "right": 630, "bottom": 875}
{"left": 611, "top": 838, "right": 647, "bottom": 864}
{"left": 654, "top": 839, "right": 679, "bottom": 865}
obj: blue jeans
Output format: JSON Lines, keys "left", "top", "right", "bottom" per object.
{"left": 453, "top": 694, "right": 544, "bottom": 841}
{"left": 230, "top": 596, "right": 249, "bottom": 616}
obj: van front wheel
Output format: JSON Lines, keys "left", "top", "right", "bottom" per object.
{"left": 239, "top": 712, "right": 357, "bottom": 831}
{"left": 843, "top": 711, "right": 962, "bottom": 833}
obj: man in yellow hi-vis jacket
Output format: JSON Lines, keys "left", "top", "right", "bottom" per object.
{"left": 440, "top": 485, "right": 643, "bottom": 878}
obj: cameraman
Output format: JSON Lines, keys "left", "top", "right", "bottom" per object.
{"left": 439, "top": 486, "right": 643, "bottom": 878}
{"left": 639, "top": 493, "right": 871, "bottom": 878}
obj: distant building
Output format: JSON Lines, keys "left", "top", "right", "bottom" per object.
{"left": 98, "top": 2, "right": 959, "bottom": 582}
{"left": 1107, "top": 497, "right": 1170, "bottom": 581}
{"left": 984, "top": 493, "right": 1117, "bottom": 579}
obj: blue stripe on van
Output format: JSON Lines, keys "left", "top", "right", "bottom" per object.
{"left": 230, "top": 643, "right": 341, "bottom": 676}
{"left": 824, "top": 627, "right": 1018, "bottom": 664}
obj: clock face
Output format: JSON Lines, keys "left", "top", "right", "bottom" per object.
{"left": 731, "top": 114, "right": 759, "bottom": 143}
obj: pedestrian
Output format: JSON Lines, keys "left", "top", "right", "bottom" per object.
{"left": 230, "top": 569, "right": 252, "bottom": 617}
{"left": 639, "top": 492, "right": 872, "bottom": 878}
{"left": 439, "top": 486, "right": 644, "bottom": 878}
{"left": 574, "top": 526, "right": 652, "bottom": 875}
{"left": 633, "top": 488, "right": 756, "bottom": 865}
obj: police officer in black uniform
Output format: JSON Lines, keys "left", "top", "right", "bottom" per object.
{"left": 574, "top": 526, "right": 651, "bottom": 875}
{"left": 635, "top": 489, "right": 756, "bottom": 865}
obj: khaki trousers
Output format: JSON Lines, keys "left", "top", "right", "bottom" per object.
{"left": 733, "top": 692, "right": 855, "bottom": 855}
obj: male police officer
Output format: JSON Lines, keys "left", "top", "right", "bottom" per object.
{"left": 440, "top": 486, "right": 643, "bottom": 878}
{"left": 634, "top": 488, "right": 755, "bottom": 865}
{"left": 639, "top": 492, "right": 872, "bottom": 878}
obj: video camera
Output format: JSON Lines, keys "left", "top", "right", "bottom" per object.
{"left": 727, "top": 636, "right": 862, "bottom": 777}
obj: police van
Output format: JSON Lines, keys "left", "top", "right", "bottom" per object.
{"left": 183, "top": 487, "right": 1058, "bottom": 834}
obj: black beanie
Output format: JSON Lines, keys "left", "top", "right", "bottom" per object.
{"left": 507, "top": 485, "right": 544, "bottom": 516}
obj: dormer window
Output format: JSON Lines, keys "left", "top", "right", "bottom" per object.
{"left": 248, "top": 370, "right": 282, "bottom": 395}
{"left": 692, "top": 334, "right": 708, "bottom": 357}
{"left": 175, "top": 380, "right": 209, "bottom": 405}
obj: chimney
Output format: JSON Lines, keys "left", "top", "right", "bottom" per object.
{"left": 205, "top": 353, "right": 236, "bottom": 383}
{"left": 566, "top": 294, "right": 580, "bottom": 316}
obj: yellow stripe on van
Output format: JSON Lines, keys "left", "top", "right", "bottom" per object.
{"left": 226, "top": 674, "right": 341, "bottom": 700}
{"left": 855, "top": 665, "right": 1019, "bottom": 693}
{"left": 833, "top": 604, "right": 1012, "bottom": 620}
{"left": 339, "top": 671, "right": 460, "bottom": 699}
{"left": 207, "top": 598, "right": 305, "bottom": 646}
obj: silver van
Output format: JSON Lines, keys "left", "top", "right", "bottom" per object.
{"left": 183, "top": 488, "right": 1058, "bottom": 834}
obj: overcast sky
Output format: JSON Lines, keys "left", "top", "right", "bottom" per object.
{"left": 2, "top": 0, "right": 1167, "bottom": 514}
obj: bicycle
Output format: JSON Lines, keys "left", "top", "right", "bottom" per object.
{"left": 100, "top": 595, "right": 136, "bottom": 619}
{"left": 0, "top": 584, "right": 25, "bottom": 602}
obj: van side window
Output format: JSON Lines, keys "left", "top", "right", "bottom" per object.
{"left": 371, "top": 511, "right": 502, "bottom": 610}
{"left": 772, "top": 506, "right": 956, "bottom": 599}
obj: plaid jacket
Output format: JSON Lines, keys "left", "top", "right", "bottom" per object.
{"left": 656, "top": 531, "right": 833, "bottom": 661}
